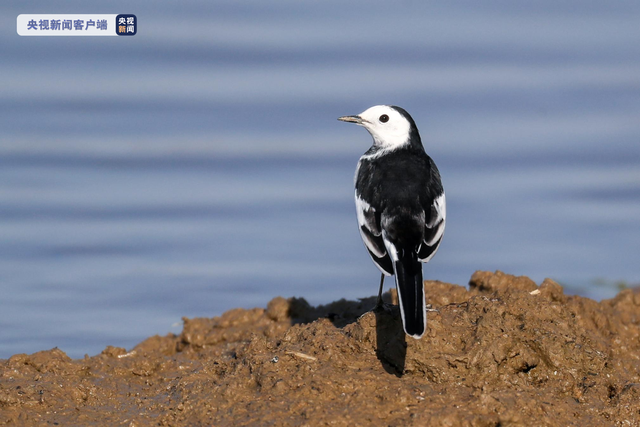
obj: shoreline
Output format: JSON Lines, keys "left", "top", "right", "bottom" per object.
{"left": 1, "top": 271, "right": 639, "bottom": 426}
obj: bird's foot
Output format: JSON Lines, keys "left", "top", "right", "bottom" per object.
{"left": 373, "top": 301, "right": 394, "bottom": 313}
{"left": 357, "top": 301, "right": 392, "bottom": 321}
{"left": 425, "top": 304, "right": 439, "bottom": 313}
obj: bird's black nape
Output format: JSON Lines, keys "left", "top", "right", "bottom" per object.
{"left": 389, "top": 105, "right": 422, "bottom": 147}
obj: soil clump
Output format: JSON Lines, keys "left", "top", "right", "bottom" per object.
{"left": 1, "top": 271, "right": 639, "bottom": 426}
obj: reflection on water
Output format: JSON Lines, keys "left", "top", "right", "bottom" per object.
{"left": 1, "top": 0, "right": 639, "bottom": 357}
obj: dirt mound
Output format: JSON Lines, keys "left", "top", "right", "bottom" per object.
{"left": 1, "top": 271, "right": 639, "bottom": 426}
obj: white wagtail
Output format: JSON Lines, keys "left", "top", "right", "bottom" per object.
{"left": 338, "top": 105, "right": 445, "bottom": 339}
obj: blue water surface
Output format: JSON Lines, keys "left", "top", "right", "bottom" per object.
{"left": 1, "top": 0, "right": 639, "bottom": 358}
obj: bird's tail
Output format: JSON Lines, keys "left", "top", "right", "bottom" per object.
{"left": 393, "top": 250, "right": 426, "bottom": 339}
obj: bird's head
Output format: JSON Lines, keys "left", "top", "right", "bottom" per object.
{"left": 338, "top": 105, "right": 419, "bottom": 150}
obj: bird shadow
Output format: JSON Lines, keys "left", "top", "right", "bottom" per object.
{"left": 287, "top": 292, "right": 407, "bottom": 377}
{"left": 373, "top": 304, "right": 407, "bottom": 377}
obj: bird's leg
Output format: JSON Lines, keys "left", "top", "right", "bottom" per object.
{"left": 358, "top": 274, "right": 387, "bottom": 321}
{"left": 376, "top": 273, "right": 385, "bottom": 308}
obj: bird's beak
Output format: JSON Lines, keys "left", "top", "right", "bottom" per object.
{"left": 337, "top": 115, "right": 363, "bottom": 124}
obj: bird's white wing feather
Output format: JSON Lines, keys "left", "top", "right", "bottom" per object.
{"left": 419, "top": 191, "right": 446, "bottom": 262}
{"left": 355, "top": 191, "right": 385, "bottom": 258}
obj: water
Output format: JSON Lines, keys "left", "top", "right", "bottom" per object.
{"left": 1, "top": 0, "right": 639, "bottom": 358}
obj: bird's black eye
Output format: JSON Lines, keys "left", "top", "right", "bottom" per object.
{"left": 379, "top": 114, "right": 389, "bottom": 123}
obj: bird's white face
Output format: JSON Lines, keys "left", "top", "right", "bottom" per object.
{"left": 354, "top": 105, "right": 411, "bottom": 149}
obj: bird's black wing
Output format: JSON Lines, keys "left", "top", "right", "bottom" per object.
{"left": 418, "top": 158, "right": 446, "bottom": 262}
{"left": 355, "top": 190, "right": 394, "bottom": 275}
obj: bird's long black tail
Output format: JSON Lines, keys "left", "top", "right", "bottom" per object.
{"left": 393, "top": 251, "right": 426, "bottom": 339}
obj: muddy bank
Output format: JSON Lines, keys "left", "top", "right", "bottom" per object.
{"left": 1, "top": 271, "right": 639, "bottom": 426}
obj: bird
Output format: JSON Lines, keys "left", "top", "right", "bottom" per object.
{"left": 338, "top": 105, "right": 445, "bottom": 339}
